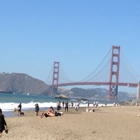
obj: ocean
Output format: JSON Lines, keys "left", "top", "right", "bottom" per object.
{"left": 0, "top": 93, "right": 119, "bottom": 117}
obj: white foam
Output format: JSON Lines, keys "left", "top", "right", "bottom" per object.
{"left": 0, "top": 102, "right": 114, "bottom": 112}
{"left": 0, "top": 102, "right": 57, "bottom": 112}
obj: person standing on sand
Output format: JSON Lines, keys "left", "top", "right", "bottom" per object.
{"left": 57, "top": 101, "right": 61, "bottom": 111}
{"left": 88, "top": 102, "right": 90, "bottom": 107}
{"left": 71, "top": 102, "right": 73, "bottom": 107}
{"left": 75, "top": 101, "right": 79, "bottom": 111}
{"left": 18, "top": 103, "right": 22, "bottom": 116}
{"left": 65, "top": 102, "right": 69, "bottom": 112}
{"left": 93, "top": 101, "right": 96, "bottom": 107}
{"left": 62, "top": 102, "right": 64, "bottom": 107}
{"left": 0, "top": 108, "right": 8, "bottom": 138}
{"left": 35, "top": 103, "right": 39, "bottom": 116}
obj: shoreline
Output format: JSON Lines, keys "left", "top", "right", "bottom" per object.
{"left": 3, "top": 111, "right": 17, "bottom": 117}
{"left": 3, "top": 105, "right": 116, "bottom": 117}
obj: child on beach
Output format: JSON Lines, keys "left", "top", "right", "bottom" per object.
{"left": 35, "top": 103, "right": 39, "bottom": 116}
{"left": 0, "top": 108, "right": 8, "bottom": 137}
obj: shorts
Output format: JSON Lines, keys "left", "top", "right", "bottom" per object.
{"left": 57, "top": 106, "right": 61, "bottom": 111}
{"left": 0, "top": 125, "right": 5, "bottom": 132}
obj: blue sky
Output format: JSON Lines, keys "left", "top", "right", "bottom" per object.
{"left": 0, "top": 0, "right": 140, "bottom": 93}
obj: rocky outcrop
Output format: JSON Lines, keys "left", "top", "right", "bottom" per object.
{"left": 0, "top": 73, "right": 50, "bottom": 95}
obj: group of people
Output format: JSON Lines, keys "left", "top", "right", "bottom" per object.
{"left": 93, "top": 101, "right": 98, "bottom": 107}
{"left": 0, "top": 102, "right": 23, "bottom": 138}
{"left": 40, "top": 100, "right": 80, "bottom": 119}
{"left": 16, "top": 100, "right": 80, "bottom": 118}
{"left": 57, "top": 100, "right": 80, "bottom": 112}
{"left": 38, "top": 100, "right": 80, "bottom": 118}
{"left": 57, "top": 101, "right": 69, "bottom": 112}
{"left": 17, "top": 99, "right": 95, "bottom": 119}
{"left": 0, "top": 99, "right": 93, "bottom": 138}
{"left": 15, "top": 100, "right": 80, "bottom": 120}
{"left": 17, "top": 103, "right": 40, "bottom": 116}
{"left": 40, "top": 106, "right": 62, "bottom": 118}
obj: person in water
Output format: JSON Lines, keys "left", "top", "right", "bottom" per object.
{"left": 0, "top": 108, "right": 8, "bottom": 137}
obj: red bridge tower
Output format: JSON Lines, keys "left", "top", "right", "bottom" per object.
{"left": 50, "top": 62, "right": 59, "bottom": 96}
{"left": 108, "top": 46, "right": 120, "bottom": 100}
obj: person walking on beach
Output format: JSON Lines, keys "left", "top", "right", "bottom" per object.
{"left": 18, "top": 103, "right": 22, "bottom": 116}
{"left": 62, "top": 102, "right": 64, "bottom": 107}
{"left": 35, "top": 103, "right": 39, "bottom": 116}
{"left": 93, "top": 101, "right": 96, "bottom": 107}
{"left": 0, "top": 108, "right": 8, "bottom": 137}
{"left": 75, "top": 101, "right": 79, "bottom": 111}
{"left": 57, "top": 101, "right": 61, "bottom": 111}
{"left": 65, "top": 102, "right": 69, "bottom": 112}
{"left": 71, "top": 102, "right": 73, "bottom": 107}
{"left": 95, "top": 101, "right": 98, "bottom": 107}
{"left": 88, "top": 102, "right": 90, "bottom": 107}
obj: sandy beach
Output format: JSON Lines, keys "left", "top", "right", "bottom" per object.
{"left": 1, "top": 106, "right": 140, "bottom": 140}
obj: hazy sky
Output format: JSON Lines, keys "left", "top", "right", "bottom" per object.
{"left": 0, "top": 0, "right": 140, "bottom": 93}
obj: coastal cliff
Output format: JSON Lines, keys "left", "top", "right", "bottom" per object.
{"left": 0, "top": 73, "right": 50, "bottom": 95}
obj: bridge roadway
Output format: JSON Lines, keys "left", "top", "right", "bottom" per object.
{"left": 51, "top": 82, "right": 138, "bottom": 87}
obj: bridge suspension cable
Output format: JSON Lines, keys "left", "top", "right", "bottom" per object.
{"left": 79, "top": 47, "right": 112, "bottom": 82}
{"left": 86, "top": 58, "right": 110, "bottom": 82}
{"left": 120, "top": 59, "right": 138, "bottom": 83}
{"left": 121, "top": 49, "right": 140, "bottom": 79}
{"left": 46, "top": 65, "right": 53, "bottom": 85}
{"left": 59, "top": 64, "right": 74, "bottom": 83}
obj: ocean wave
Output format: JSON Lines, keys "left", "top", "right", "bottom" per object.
{"left": 0, "top": 102, "right": 57, "bottom": 111}
{"left": 0, "top": 102, "right": 114, "bottom": 112}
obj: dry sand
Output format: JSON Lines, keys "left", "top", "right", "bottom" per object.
{"left": 1, "top": 106, "right": 140, "bottom": 140}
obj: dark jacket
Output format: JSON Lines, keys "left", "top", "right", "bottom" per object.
{"left": 35, "top": 105, "right": 39, "bottom": 112}
{"left": 18, "top": 103, "right": 22, "bottom": 111}
{"left": 0, "top": 114, "right": 6, "bottom": 132}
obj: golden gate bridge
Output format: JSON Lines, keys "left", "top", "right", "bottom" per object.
{"left": 47, "top": 46, "right": 140, "bottom": 100}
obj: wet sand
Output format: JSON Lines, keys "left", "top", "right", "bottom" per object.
{"left": 1, "top": 106, "right": 140, "bottom": 140}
